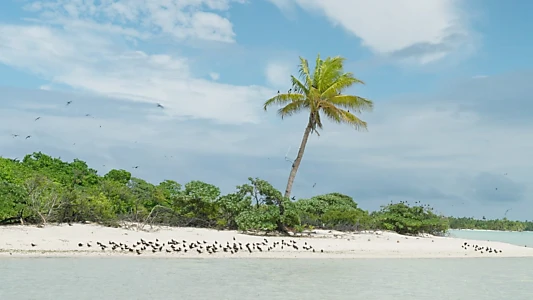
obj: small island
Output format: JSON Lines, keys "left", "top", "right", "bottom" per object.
{"left": 1, "top": 152, "right": 532, "bottom": 259}
{"left": 1, "top": 55, "right": 531, "bottom": 258}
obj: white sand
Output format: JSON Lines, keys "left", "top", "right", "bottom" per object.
{"left": 1, "top": 224, "right": 532, "bottom": 258}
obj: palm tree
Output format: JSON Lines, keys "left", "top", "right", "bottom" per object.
{"left": 264, "top": 54, "right": 373, "bottom": 199}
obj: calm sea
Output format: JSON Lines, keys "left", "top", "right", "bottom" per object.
{"left": 448, "top": 229, "right": 533, "bottom": 247}
{"left": 0, "top": 257, "right": 531, "bottom": 300}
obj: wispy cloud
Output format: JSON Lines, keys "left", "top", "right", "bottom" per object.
{"left": 0, "top": 0, "right": 269, "bottom": 124}
{"left": 265, "top": 61, "right": 294, "bottom": 88}
{"left": 23, "top": 0, "right": 244, "bottom": 43}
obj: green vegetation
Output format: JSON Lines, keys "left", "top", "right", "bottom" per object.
{"left": 1, "top": 153, "right": 530, "bottom": 233}
{"left": 0, "top": 152, "right": 451, "bottom": 235}
{"left": 264, "top": 54, "right": 373, "bottom": 199}
{"left": 448, "top": 217, "right": 533, "bottom": 232}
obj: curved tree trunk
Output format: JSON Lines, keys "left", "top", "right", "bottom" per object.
{"left": 284, "top": 115, "right": 314, "bottom": 198}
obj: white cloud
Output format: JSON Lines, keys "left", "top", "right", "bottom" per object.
{"left": 265, "top": 61, "right": 292, "bottom": 88}
{"left": 209, "top": 72, "right": 220, "bottom": 80}
{"left": 268, "top": 0, "right": 473, "bottom": 64}
{"left": 0, "top": 1, "right": 272, "bottom": 124}
{"left": 23, "top": 0, "right": 244, "bottom": 43}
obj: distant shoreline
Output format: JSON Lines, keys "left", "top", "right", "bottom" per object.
{"left": 449, "top": 229, "right": 532, "bottom": 233}
{"left": 1, "top": 224, "right": 532, "bottom": 259}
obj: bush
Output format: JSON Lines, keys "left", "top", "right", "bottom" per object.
{"left": 373, "top": 202, "right": 448, "bottom": 235}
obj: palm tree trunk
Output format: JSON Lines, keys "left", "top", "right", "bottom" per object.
{"left": 284, "top": 115, "right": 314, "bottom": 198}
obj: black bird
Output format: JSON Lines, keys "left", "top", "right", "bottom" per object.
{"left": 31, "top": 243, "right": 36, "bottom": 247}
{"left": 66, "top": 101, "right": 72, "bottom": 106}
{"left": 291, "top": 196, "right": 296, "bottom": 201}
{"left": 25, "top": 135, "right": 31, "bottom": 139}
{"left": 157, "top": 103, "right": 164, "bottom": 109}
{"left": 312, "top": 183, "right": 316, "bottom": 188}
{"left": 11, "top": 134, "right": 18, "bottom": 138}
{"left": 85, "top": 114, "right": 91, "bottom": 117}
{"left": 133, "top": 166, "right": 139, "bottom": 169}
{"left": 34, "top": 117, "right": 41, "bottom": 121}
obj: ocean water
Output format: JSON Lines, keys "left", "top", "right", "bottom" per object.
{"left": 448, "top": 229, "right": 533, "bottom": 247}
{"left": 0, "top": 258, "right": 531, "bottom": 300}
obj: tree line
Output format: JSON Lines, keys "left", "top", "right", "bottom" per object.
{"left": 448, "top": 217, "right": 533, "bottom": 231}
{"left": 0, "top": 152, "right": 452, "bottom": 235}
{"left": 2, "top": 152, "right": 529, "bottom": 234}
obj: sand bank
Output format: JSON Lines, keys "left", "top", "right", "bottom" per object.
{"left": 1, "top": 224, "right": 532, "bottom": 258}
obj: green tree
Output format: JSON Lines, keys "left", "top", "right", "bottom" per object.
{"left": 373, "top": 202, "right": 448, "bottom": 235}
{"left": 233, "top": 177, "right": 299, "bottom": 232}
{"left": 263, "top": 54, "right": 373, "bottom": 198}
{"left": 104, "top": 169, "right": 132, "bottom": 184}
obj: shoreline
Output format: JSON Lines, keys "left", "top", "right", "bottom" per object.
{"left": 449, "top": 228, "right": 532, "bottom": 233}
{"left": 1, "top": 224, "right": 532, "bottom": 259}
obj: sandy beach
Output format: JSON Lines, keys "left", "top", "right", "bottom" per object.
{"left": 1, "top": 224, "right": 532, "bottom": 258}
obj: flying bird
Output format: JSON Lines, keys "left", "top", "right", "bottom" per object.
{"left": 312, "top": 183, "right": 316, "bottom": 188}
{"left": 66, "top": 101, "right": 72, "bottom": 106}
{"left": 133, "top": 166, "right": 139, "bottom": 169}
{"left": 157, "top": 103, "right": 164, "bottom": 109}
{"left": 11, "top": 134, "right": 18, "bottom": 138}
{"left": 25, "top": 135, "right": 31, "bottom": 139}
{"left": 34, "top": 117, "right": 41, "bottom": 121}
{"left": 85, "top": 114, "right": 91, "bottom": 117}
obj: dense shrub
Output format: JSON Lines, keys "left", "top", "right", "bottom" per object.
{"left": 373, "top": 202, "right": 449, "bottom": 235}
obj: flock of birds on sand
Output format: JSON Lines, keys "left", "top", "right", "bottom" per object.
{"left": 461, "top": 242, "right": 503, "bottom": 254}
{"left": 30, "top": 237, "right": 325, "bottom": 255}
{"left": 24, "top": 238, "right": 519, "bottom": 257}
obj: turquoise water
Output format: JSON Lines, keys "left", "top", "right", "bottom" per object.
{"left": 0, "top": 258, "right": 532, "bottom": 299}
{"left": 448, "top": 229, "right": 533, "bottom": 247}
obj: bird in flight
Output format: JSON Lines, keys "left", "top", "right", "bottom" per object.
{"left": 34, "top": 117, "right": 41, "bottom": 121}
{"left": 25, "top": 135, "right": 31, "bottom": 139}
{"left": 85, "top": 114, "right": 91, "bottom": 117}
{"left": 11, "top": 134, "right": 18, "bottom": 138}
{"left": 157, "top": 103, "right": 164, "bottom": 109}
{"left": 133, "top": 166, "right": 139, "bottom": 169}
{"left": 66, "top": 101, "right": 72, "bottom": 106}
{"left": 312, "top": 183, "right": 316, "bottom": 188}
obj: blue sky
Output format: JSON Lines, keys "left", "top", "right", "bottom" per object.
{"left": 1, "top": 0, "right": 532, "bottom": 220}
